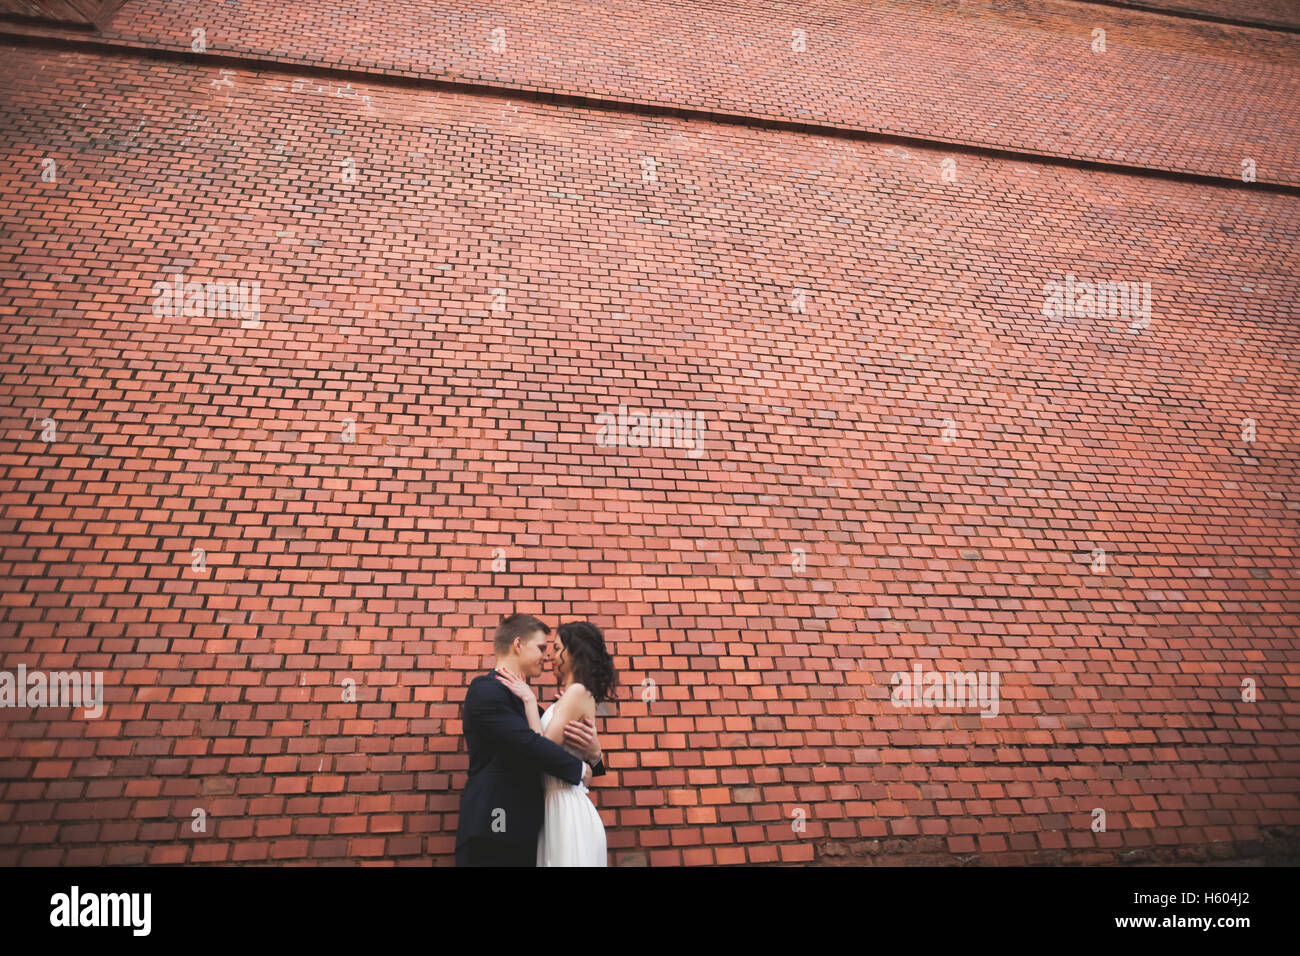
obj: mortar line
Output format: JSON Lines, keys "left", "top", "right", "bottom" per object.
{"left": 4, "top": 29, "right": 1299, "bottom": 197}
{"left": 1058, "top": 0, "right": 1300, "bottom": 36}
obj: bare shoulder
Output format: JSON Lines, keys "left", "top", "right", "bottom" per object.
{"left": 561, "top": 682, "right": 597, "bottom": 717}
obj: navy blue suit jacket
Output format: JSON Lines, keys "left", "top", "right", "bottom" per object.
{"left": 455, "top": 671, "right": 603, "bottom": 849}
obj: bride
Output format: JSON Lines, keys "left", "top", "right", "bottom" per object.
{"left": 496, "top": 620, "right": 618, "bottom": 867}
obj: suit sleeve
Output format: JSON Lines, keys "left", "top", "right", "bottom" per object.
{"left": 466, "top": 681, "right": 585, "bottom": 786}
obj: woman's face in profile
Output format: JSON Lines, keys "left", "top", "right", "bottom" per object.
{"left": 554, "top": 641, "right": 571, "bottom": 683}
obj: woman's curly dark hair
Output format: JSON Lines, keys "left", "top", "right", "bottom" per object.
{"left": 558, "top": 621, "right": 618, "bottom": 703}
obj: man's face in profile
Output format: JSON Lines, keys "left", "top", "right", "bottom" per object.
{"left": 515, "top": 631, "right": 549, "bottom": 680}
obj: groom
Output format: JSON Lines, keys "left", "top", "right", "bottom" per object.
{"left": 455, "top": 613, "right": 606, "bottom": 866}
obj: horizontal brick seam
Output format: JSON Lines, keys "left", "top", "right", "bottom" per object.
{"left": 5, "top": 28, "right": 1300, "bottom": 196}
{"left": 1060, "top": 0, "right": 1300, "bottom": 35}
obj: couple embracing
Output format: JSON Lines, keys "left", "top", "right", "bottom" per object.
{"left": 455, "top": 614, "right": 619, "bottom": 867}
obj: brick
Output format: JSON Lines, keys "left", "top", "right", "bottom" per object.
{"left": 0, "top": 0, "right": 1295, "bottom": 871}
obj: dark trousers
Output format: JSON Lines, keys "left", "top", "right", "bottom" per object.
{"left": 455, "top": 837, "right": 536, "bottom": 867}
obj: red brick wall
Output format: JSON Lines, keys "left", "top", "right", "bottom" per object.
{"left": 0, "top": 0, "right": 122, "bottom": 28}
{"left": 1078, "top": 0, "right": 1300, "bottom": 31}
{"left": 8, "top": 0, "right": 1300, "bottom": 183}
{"left": 0, "top": 1, "right": 1297, "bottom": 866}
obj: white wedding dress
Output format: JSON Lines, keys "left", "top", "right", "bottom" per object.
{"left": 537, "top": 702, "right": 607, "bottom": 867}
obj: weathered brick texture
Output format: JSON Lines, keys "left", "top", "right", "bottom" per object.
{"left": 0, "top": 0, "right": 1297, "bottom": 866}
{"left": 6, "top": 0, "right": 1300, "bottom": 183}
{"left": 1082, "top": 0, "right": 1300, "bottom": 31}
